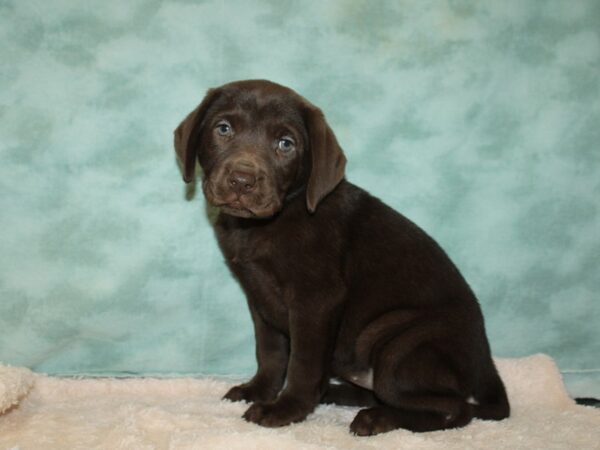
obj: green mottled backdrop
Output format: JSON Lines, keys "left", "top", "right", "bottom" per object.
{"left": 1, "top": 1, "right": 598, "bottom": 396}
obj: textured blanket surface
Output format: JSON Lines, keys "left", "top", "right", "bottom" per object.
{"left": 1, "top": 355, "right": 599, "bottom": 449}
{"left": 0, "top": 364, "right": 35, "bottom": 415}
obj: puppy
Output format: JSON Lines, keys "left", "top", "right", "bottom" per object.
{"left": 174, "top": 80, "right": 510, "bottom": 435}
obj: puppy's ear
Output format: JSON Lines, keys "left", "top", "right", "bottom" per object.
{"left": 304, "top": 106, "right": 347, "bottom": 213}
{"left": 173, "top": 88, "right": 220, "bottom": 183}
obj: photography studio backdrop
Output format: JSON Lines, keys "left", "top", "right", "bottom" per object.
{"left": 1, "top": 1, "right": 599, "bottom": 396}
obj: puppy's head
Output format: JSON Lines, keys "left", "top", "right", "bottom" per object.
{"left": 174, "top": 80, "right": 346, "bottom": 218}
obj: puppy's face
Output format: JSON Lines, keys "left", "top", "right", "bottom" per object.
{"left": 198, "top": 87, "right": 307, "bottom": 218}
{"left": 174, "top": 80, "right": 347, "bottom": 218}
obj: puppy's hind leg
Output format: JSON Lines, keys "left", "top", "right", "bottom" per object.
{"left": 350, "top": 403, "right": 474, "bottom": 436}
{"left": 351, "top": 341, "right": 475, "bottom": 435}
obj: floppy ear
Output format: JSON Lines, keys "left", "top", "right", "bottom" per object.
{"left": 304, "top": 106, "right": 347, "bottom": 213}
{"left": 173, "top": 88, "right": 220, "bottom": 183}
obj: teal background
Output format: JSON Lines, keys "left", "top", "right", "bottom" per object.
{"left": 1, "top": 1, "right": 598, "bottom": 395}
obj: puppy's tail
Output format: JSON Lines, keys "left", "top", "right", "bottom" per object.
{"left": 474, "top": 372, "right": 510, "bottom": 421}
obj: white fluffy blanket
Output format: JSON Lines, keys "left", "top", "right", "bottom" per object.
{"left": 1, "top": 355, "right": 599, "bottom": 449}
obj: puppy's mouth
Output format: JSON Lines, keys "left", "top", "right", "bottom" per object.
{"left": 203, "top": 180, "right": 279, "bottom": 218}
{"left": 220, "top": 200, "right": 258, "bottom": 218}
{"left": 220, "top": 200, "right": 278, "bottom": 218}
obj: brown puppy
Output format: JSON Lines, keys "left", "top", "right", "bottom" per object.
{"left": 174, "top": 80, "right": 510, "bottom": 435}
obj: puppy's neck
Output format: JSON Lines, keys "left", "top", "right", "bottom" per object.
{"left": 283, "top": 184, "right": 306, "bottom": 205}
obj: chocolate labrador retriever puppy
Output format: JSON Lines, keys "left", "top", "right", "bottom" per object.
{"left": 174, "top": 80, "right": 510, "bottom": 435}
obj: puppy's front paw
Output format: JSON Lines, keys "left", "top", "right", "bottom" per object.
{"left": 223, "top": 385, "right": 250, "bottom": 402}
{"left": 243, "top": 397, "right": 312, "bottom": 427}
{"left": 223, "top": 382, "right": 278, "bottom": 404}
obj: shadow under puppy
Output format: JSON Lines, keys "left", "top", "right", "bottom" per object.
{"left": 173, "top": 80, "right": 510, "bottom": 436}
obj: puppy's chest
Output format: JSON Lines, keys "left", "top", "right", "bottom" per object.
{"left": 216, "top": 225, "right": 300, "bottom": 301}
{"left": 218, "top": 227, "right": 279, "bottom": 265}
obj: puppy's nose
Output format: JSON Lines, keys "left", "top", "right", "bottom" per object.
{"left": 228, "top": 170, "right": 257, "bottom": 195}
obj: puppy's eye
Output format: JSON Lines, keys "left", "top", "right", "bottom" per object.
{"left": 216, "top": 121, "right": 232, "bottom": 136}
{"left": 278, "top": 137, "right": 295, "bottom": 153}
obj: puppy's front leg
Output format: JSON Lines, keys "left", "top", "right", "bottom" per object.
{"left": 243, "top": 299, "right": 341, "bottom": 427}
{"left": 224, "top": 307, "right": 289, "bottom": 404}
